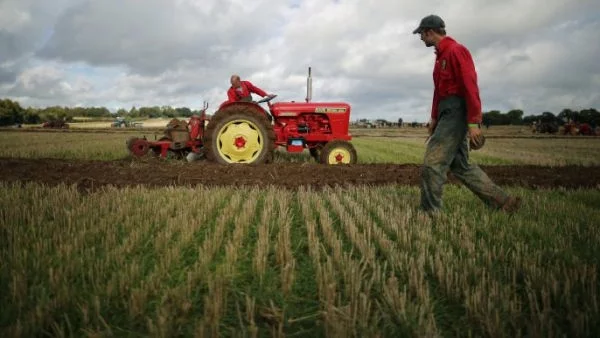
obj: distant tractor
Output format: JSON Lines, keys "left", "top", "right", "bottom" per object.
{"left": 562, "top": 121, "right": 579, "bottom": 135}
{"left": 532, "top": 113, "right": 559, "bottom": 134}
{"left": 112, "top": 117, "right": 143, "bottom": 128}
{"left": 127, "top": 67, "right": 357, "bottom": 164}
{"left": 576, "top": 123, "right": 593, "bottom": 136}
{"left": 42, "top": 120, "right": 69, "bottom": 129}
{"left": 534, "top": 121, "right": 559, "bottom": 134}
{"left": 562, "top": 122, "right": 595, "bottom": 136}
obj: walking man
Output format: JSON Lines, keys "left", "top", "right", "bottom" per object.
{"left": 413, "top": 14, "right": 521, "bottom": 213}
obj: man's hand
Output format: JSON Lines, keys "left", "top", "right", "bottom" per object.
{"left": 468, "top": 125, "right": 485, "bottom": 150}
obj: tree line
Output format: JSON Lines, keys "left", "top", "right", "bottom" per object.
{"left": 0, "top": 98, "right": 204, "bottom": 126}
{"left": 363, "top": 108, "right": 600, "bottom": 129}
{"left": 482, "top": 108, "right": 600, "bottom": 127}
{"left": 2, "top": 97, "right": 599, "bottom": 127}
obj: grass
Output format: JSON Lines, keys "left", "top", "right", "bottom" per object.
{"left": 1, "top": 182, "right": 599, "bottom": 337}
{"left": 0, "top": 132, "right": 134, "bottom": 161}
{"left": 352, "top": 137, "right": 600, "bottom": 165}
{"left": 1, "top": 130, "right": 599, "bottom": 165}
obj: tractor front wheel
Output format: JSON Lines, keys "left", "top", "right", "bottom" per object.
{"left": 204, "top": 106, "right": 275, "bottom": 164}
{"left": 319, "top": 140, "right": 357, "bottom": 165}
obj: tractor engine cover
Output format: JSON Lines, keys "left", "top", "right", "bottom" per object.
{"left": 270, "top": 102, "right": 352, "bottom": 144}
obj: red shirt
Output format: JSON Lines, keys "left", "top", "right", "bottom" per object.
{"left": 431, "top": 36, "right": 482, "bottom": 124}
{"left": 227, "top": 80, "right": 268, "bottom": 103}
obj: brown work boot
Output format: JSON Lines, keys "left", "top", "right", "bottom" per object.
{"left": 500, "top": 196, "right": 522, "bottom": 213}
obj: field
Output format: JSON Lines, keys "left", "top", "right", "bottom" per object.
{"left": 1, "top": 127, "right": 599, "bottom": 166}
{"left": 1, "top": 125, "right": 600, "bottom": 337}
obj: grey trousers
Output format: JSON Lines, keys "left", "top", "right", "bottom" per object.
{"left": 420, "top": 96, "right": 510, "bottom": 212}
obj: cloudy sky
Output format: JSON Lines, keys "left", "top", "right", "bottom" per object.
{"left": 1, "top": 0, "right": 599, "bottom": 122}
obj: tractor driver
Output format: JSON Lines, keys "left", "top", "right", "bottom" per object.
{"left": 227, "top": 75, "right": 275, "bottom": 103}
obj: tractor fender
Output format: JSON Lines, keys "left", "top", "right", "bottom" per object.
{"left": 217, "top": 101, "right": 269, "bottom": 117}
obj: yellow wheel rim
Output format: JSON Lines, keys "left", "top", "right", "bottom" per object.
{"left": 216, "top": 119, "right": 263, "bottom": 163}
{"left": 327, "top": 147, "right": 352, "bottom": 164}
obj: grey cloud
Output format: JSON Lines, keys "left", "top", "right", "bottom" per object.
{"left": 0, "top": 0, "right": 79, "bottom": 61}
{"left": 0, "top": 0, "right": 598, "bottom": 120}
{"left": 6, "top": 64, "right": 93, "bottom": 104}
{"left": 37, "top": 0, "right": 288, "bottom": 74}
{"left": 0, "top": 66, "right": 17, "bottom": 85}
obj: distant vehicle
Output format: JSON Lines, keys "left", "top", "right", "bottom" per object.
{"left": 112, "top": 117, "right": 143, "bottom": 128}
{"left": 42, "top": 120, "right": 69, "bottom": 129}
{"left": 532, "top": 112, "right": 559, "bottom": 134}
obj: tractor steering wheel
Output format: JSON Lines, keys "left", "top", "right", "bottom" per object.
{"left": 256, "top": 94, "right": 277, "bottom": 104}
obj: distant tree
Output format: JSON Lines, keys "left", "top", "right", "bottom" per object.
{"left": 578, "top": 108, "right": 600, "bottom": 125}
{"left": 558, "top": 108, "right": 578, "bottom": 123}
{"left": 540, "top": 112, "right": 557, "bottom": 123}
{"left": 506, "top": 109, "right": 524, "bottom": 125}
{"left": 161, "top": 105, "right": 175, "bottom": 118}
{"left": 523, "top": 115, "right": 538, "bottom": 125}
{"left": 176, "top": 107, "right": 193, "bottom": 117}
{"left": 139, "top": 106, "right": 161, "bottom": 118}
{"left": 0, "top": 98, "right": 24, "bottom": 126}
{"left": 482, "top": 110, "right": 506, "bottom": 125}
{"left": 397, "top": 118, "right": 403, "bottom": 127}
{"left": 129, "top": 106, "right": 139, "bottom": 117}
{"left": 23, "top": 108, "right": 41, "bottom": 124}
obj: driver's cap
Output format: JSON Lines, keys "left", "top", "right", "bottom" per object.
{"left": 412, "top": 14, "right": 445, "bottom": 34}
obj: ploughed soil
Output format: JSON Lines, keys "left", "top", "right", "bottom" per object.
{"left": 1, "top": 157, "right": 599, "bottom": 192}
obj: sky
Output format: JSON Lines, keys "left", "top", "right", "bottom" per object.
{"left": 0, "top": 0, "right": 599, "bottom": 122}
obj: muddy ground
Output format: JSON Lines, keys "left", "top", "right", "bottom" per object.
{"left": 1, "top": 157, "right": 599, "bottom": 192}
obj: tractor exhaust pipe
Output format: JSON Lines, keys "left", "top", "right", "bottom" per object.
{"left": 306, "top": 67, "right": 312, "bottom": 103}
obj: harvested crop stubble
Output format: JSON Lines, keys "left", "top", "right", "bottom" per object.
{"left": 1, "top": 183, "right": 599, "bottom": 336}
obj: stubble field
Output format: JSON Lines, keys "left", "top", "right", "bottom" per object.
{"left": 1, "top": 126, "right": 599, "bottom": 337}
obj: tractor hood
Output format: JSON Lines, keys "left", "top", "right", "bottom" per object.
{"left": 270, "top": 102, "right": 351, "bottom": 116}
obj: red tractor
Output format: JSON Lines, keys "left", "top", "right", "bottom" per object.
{"left": 127, "top": 68, "right": 357, "bottom": 164}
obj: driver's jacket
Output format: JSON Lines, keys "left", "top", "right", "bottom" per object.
{"left": 227, "top": 81, "right": 268, "bottom": 103}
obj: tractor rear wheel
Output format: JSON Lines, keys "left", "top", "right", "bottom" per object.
{"left": 319, "top": 140, "right": 357, "bottom": 165}
{"left": 204, "top": 105, "right": 275, "bottom": 164}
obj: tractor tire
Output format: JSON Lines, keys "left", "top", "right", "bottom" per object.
{"left": 319, "top": 140, "right": 357, "bottom": 165}
{"left": 127, "top": 137, "right": 150, "bottom": 157}
{"left": 204, "top": 105, "right": 275, "bottom": 164}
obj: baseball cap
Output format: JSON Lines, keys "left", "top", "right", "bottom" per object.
{"left": 412, "top": 14, "right": 445, "bottom": 34}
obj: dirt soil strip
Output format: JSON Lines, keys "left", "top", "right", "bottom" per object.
{"left": 1, "top": 157, "right": 599, "bottom": 191}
